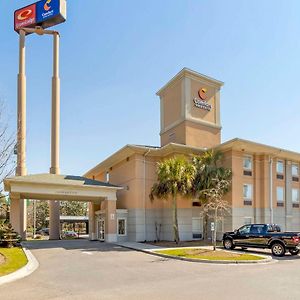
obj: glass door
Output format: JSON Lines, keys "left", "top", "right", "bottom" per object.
{"left": 97, "top": 219, "right": 105, "bottom": 241}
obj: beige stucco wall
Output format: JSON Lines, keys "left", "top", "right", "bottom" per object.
{"left": 162, "top": 80, "right": 182, "bottom": 129}
{"left": 185, "top": 121, "right": 220, "bottom": 148}
{"left": 190, "top": 79, "right": 216, "bottom": 124}
{"left": 159, "top": 71, "right": 221, "bottom": 149}
{"left": 161, "top": 121, "right": 186, "bottom": 146}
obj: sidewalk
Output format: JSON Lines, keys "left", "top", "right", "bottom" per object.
{"left": 116, "top": 241, "right": 162, "bottom": 252}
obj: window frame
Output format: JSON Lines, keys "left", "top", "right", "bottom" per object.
{"left": 292, "top": 188, "right": 299, "bottom": 207}
{"left": 292, "top": 163, "right": 299, "bottom": 177}
{"left": 276, "top": 160, "right": 284, "bottom": 174}
{"left": 276, "top": 186, "right": 284, "bottom": 207}
{"left": 243, "top": 183, "right": 252, "bottom": 200}
{"left": 243, "top": 183, "right": 253, "bottom": 205}
{"left": 117, "top": 218, "right": 127, "bottom": 236}
{"left": 243, "top": 156, "right": 252, "bottom": 171}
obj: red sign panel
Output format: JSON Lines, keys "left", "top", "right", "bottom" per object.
{"left": 14, "top": 4, "right": 36, "bottom": 31}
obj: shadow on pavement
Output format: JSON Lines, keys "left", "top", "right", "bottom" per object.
{"left": 22, "top": 239, "right": 130, "bottom": 253}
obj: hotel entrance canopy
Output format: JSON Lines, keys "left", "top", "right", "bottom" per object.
{"left": 4, "top": 174, "right": 122, "bottom": 239}
{"left": 4, "top": 173, "right": 122, "bottom": 203}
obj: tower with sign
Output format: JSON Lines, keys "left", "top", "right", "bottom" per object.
{"left": 11, "top": 0, "right": 67, "bottom": 240}
{"left": 157, "top": 68, "right": 223, "bottom": 149}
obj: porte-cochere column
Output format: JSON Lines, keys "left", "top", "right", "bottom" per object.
{"left": 10, "top": 194, "right": 27, "bottom": 240}
{"left": 103, "top": 197, "right": 117, "bottom": 242}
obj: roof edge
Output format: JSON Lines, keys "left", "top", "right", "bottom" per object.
{"left": 156, "top": 67, "right": 224, "bottom": 96}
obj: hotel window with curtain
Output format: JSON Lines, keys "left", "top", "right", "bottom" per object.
{"left": 243, "top": 156, "right": 252, "bottom": 176}
{"left": 243, "top": 184, "right": 252, "bottom": 205}
{"left": 276, "top": 160, "right": 284, "bottom": 180}
{"left": 292, "top": 163, "right": 299, "bottom": 182}
{"left": 276, "top": 187, "right": 284, "bottom": 207}
{"left": 292, "top": 189, "right": 300, "bottom": 208}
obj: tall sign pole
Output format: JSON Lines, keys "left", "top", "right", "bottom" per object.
{"left": 49, "top": 31, "right": 61, "bottom": 240}
{"left": 12, "top": 0, "right": 67, "bottom": 240}
{"left": 12, "top": 29, "right": 28, "bottom": 239}
{"left": 16, "top": 29, "right": 27, "bottom": 177}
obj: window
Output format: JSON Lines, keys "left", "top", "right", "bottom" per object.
{"left": 106, "top": 172, "right": 110, "bottom": 183}
{"left": 276, "top": 186, "right": 284, "bottom": 207}
{"left": 243, "top": 184, "right": 252, "bottom": 205}
{"left": 292, "top": 164, "right": 299, "bottom": 176}
{"left": 292, "top": 189, "right": 299, "bottom": 208}
{"left": 243, "top": 157, "right": 252, "bottom": 170}
{"left": 243, "top": 156, "right": 252, "bottom": 176}
{"left": 250, "top": 224, "right": 266, "bottom": 234}
{"left": 292, "top": 163, "right": 299, "bottom": 182}
{"left": 239, "top": 225, "right": 251, "bottom": 235}
{"left": 276, "top": 160, "right": 284, "bottom": 177}
{"left": 118, "top": 218, "right": 126, "bottom": 236}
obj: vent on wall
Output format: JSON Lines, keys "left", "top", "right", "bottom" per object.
{"left": 243, "top": 170, "right": 252, "bottom": 176}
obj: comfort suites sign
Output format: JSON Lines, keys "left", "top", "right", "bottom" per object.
{"left": 14, "top": 0, "right": 66, "bottom": 33}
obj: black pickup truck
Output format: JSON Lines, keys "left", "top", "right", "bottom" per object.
{"left": 223, "top": 224, "right": 300, "bottom": 257}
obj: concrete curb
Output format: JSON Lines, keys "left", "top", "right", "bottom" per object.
{"left": 117, "top": 243, "right": 272, "bottom": 265}
{"left": 0, "top": 244, "right": 39, "bottom": 286}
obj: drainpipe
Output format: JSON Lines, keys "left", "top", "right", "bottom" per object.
{"left": 144, "top": 149, "right": 151, "bottom": 241}
{"left": 269, "top": 156, "right": 273, "bottom": 224}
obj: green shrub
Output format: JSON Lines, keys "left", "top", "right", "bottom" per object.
{"left": 0, "top": 223, "right": 20, "bottom": 248}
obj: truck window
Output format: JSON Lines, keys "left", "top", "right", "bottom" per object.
{"left": 250, "top": 225, "right": 265, "bottom": 234}
{"left": 239, "top": 225, "right": 251, "bottom": 234}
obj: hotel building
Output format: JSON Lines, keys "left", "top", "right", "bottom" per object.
{"left": 84, "top": 68, "right": 300, "bottom": 242}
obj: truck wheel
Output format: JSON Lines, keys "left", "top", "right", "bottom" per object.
{"left": 223, "top": 239, "right": 235, "bottom": 250}
{"left": 271, "top": 243, "right": 285, "bottom": 257}
{"left": 289, "top": 249, "right": 300, "bottom": 256}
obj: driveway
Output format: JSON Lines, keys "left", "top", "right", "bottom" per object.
{"left": 1, "top": 239, "right": 300, "bottom": 300}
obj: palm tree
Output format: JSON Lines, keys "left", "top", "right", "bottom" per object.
{"left": 192, "top": 150, "right": 232, "bottom": 239}
{"left": 150, "top": 156, "right": 195, "bottom": 244}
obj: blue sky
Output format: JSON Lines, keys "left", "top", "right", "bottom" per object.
{"left": 1, "top": 0, "right": 300, "bottom": 175}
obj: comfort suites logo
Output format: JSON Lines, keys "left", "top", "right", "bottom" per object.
{"left": 193, "top": 88, "right": 212, "bottom": 111}
{"left": 44, "top": 0, "right": 52, "bottom": 11}
{"left": 15, "top": 4, "right": 36, "bottom": 29}
{"left": 198, "top": 88, "right": 207, "bottom": 100}
{"left": 36, "top": 0, "right": 59, "bottom": 22}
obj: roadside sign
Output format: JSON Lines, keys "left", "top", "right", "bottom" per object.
{"left": 211, "top": 222, "right": 215, "bottom": 231}
{"left": 14, "top": 0, "right": 67, "bottom": 33}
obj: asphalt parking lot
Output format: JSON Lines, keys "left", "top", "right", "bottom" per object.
{"left": 0, "top": 239, "right": 300, "bottom": 300}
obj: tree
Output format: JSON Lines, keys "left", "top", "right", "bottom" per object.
{"left": 60, "top": 201, "right": 87, "bottom": 216}
{"left": 150, "top": 156, "right": 195, "bottom": 244}
{"left": 27, "top": 200, "right": 49, "bottom": 230}
{"left": 0, "top": 194, "right": 9, "bottom": 222}
{"left": 202, "top": 177, "right": 232, "bottom": 250}
{"left": 192, "top": 150, "right": 232, "bottom": 240}
{"left": 0, "top": 102, "right": 16, "bottom": 194}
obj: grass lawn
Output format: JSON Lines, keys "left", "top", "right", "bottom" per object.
{"left": 155, "top": 248, "right": 264, "bottom": 261}
{"left": 0, "top": 247, "right": 28, "bottom": 276}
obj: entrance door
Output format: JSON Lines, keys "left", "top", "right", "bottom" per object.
{"left": 97, "top": 219, "right": 105, "bottom": 241}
